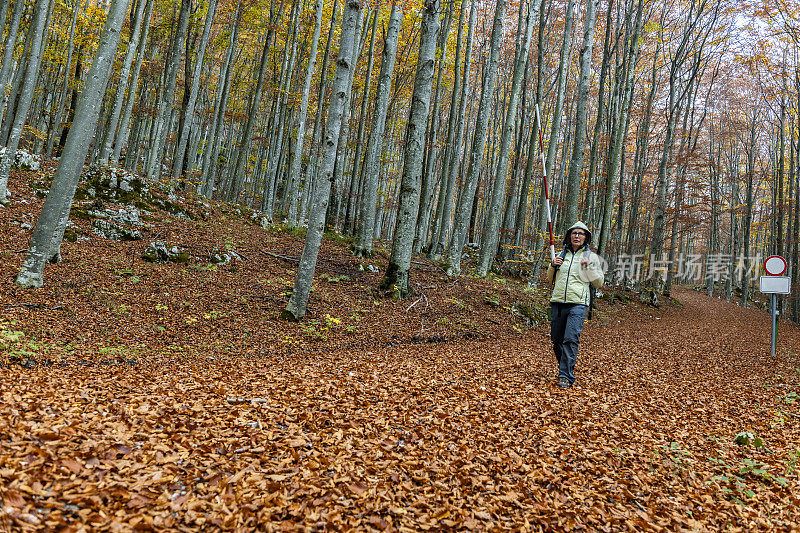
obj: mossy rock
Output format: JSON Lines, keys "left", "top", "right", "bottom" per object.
{"left": 92, "top": 219, "right": 143, "bottom": 241}
{"left": 142, "top": 241, "right": 190, "bottom": 263}
{"left": 63, "top": 229, "right": 78, "bottom": 243}
{"left": 79, "top": 166, "right": 147, "bottom": 204}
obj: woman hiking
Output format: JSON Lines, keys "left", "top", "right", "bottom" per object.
{"left": 546, "top": 221, "right": 605, "bottom": 388}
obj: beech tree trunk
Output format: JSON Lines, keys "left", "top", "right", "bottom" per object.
{"left": 476, "top": 0, "right": 539, "bottom": 276}
{"left": 283, "top": 0, "right": 362, "bottom": 321}
{"left": 111, "top": 0, "right": 155, "bottom": 166}
{"left": 563, "top": 0, "right": 600, "bottom": 225}
{"left": 17, "top": 0, "right": 131, "bottom": 287}
{"left": 429, "top": 0, "right": 473, "bottom": 261}
{"left": 343, "top": 6, "right": 379, "bottom": 235}
{"left": 199, "top": 0, "right": 242, "bottom": 198}
{"left": 379, "top": 0, "right": 440, "bottom": 298}
{"left": 0, "top": 0, "right": 49, "bottom": 205}
{"left": 228, "top": 4, "right": 280, "bottom": 203}
{"left": 171, "top": 0, "right": 217, "bottom": 183}
{"left": 596, "top": 0, "right": 644, "bottom": 256}
{"left": 287, "top": 0, "right": 326, "bottom": 226}
{"left": 445, "top": 0, "right": 508, "bottom": 277}
{"left": 97, "top": 0, "right": 149, "bottom": 165}
{"left": 145, "top": 0, "right": 190, "bottom": 182}
{"left": 0, "top": 0, "right": 24, "bottom": 125}
{"left": 45, "top": 0, "right": 80, "bottom": 158}
{"left": 352, "top": 2, "right": 403, "bottom": 257}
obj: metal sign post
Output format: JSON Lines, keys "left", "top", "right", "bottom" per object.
{"left": 760, "top": 256, "right": 790, "bottom": 357}
{"left": 771, "top": 294, "right": 777, "bottom": 358}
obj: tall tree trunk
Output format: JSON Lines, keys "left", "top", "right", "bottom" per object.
{"left": 171, "top": 0, "right": 217, "bottom": 183}
{"left": 596, "top": 0, "right": 643, "bottom": 256}
{"left": 284, "top": 0, "right": 362, "bottom": 321}
{"left": 624, "top": 41, "right": 659, "bottom": 255}
{"left": 0, "top": 0, "right": 24, "bottom": 126}
{"left": 111, "top": 0, "right": 155, "bottom": 166}
{"left": 518, "top": 1, "right": 548, "bottom": 287}
{"left": 17, "top": 0, "right": 131, "bottom": 287}
{"left": 343, "top": 5, "right": 379, "bottom": 235}
{"left": 429, "top": 0, "right": 473, "bottom": 261}
{"left": 97, "top": 0, "right": 149, "bottom": 164}
{"left": 563, "top": 0, "right": 600, "bottom": 225}
{"left": 0, "top": 0, "right": 49, "bottom": 205}
{"left": 45, "top": 0, "right": 80, "bottom": 158}
{"left": 228, "top": 4, "right": 280, "bottom": 203}
{"left": 287, "top": 0, "right": 326, "bottom": 226}
{"left": 327, "top": 5, "right": 366, "bottom": 228}
{"left": 546, "top": 0, "right": 576, "bottom": 234}
{"left": 476, "top": 0, "right": 539, "bottom": 276}
{"left": 145, "top": 0, "right": 191, "bottom": 182}
{"left": 303, "top": 0, "right": 338, "bottom": 221}
{"left": 379, "top": 0, "right": 440, "bottom": 297}
{"left": 413, "top": 1, "right": 454, "bottom": 253}
{"left": 445, "top": 0, "right": 508, "bottom": 277}
{"left": 584, "top": 0, "right": 616, "bottom": 199}
{"left": 199, "top": 0, "right": 242, "bottom": 198}
{"left": 741, "top": 113, "right": 758, "bottom": 307}
{"left": 352, "top": 2, "right": 403, "bottom": 257}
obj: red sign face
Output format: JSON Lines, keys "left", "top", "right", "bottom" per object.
{"left": 764, "top": 255, "right": 787, "bottom": 276}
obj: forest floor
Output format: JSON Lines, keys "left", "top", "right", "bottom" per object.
{"left": 1, "top": 168, "right": 800, "bottom": 531}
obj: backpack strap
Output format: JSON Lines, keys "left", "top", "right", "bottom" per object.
{"left": 553, "top": 246, "right": 569, "bottom": 271}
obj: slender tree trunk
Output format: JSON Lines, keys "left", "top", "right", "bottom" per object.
{"left": 0, "top": 0, "right": 49, "bottom": 205}
{"left": 352, "top": 2, "right": 403, "bottom": 257}
{"left": 97, "top": 0, "right": 149, "bottom": 164}
{"left": 45, "top": 0, "right": 80, "bottom": 158}
{"left": 563, "top": 0, "right": 600, "bottom": 225}
{"left": 17, "top": 0, "right": 131, "bottom": 287}
{"left": 429, "top": 0, "right": 473, "bottom": 261}
{"left": 476, "top": 0, "right": 539, "bottom": 276}
{"left": 303, "top": 0, "right": 338, "bottom": 221}
{"left": 379, "top": 0, "right": 440, "bottom": 297}
{"left": 445, "top": 0, "right": 508, "bottom": 277}
{"left": 111, "top": 0, "right": 154, "bottom": 166}
{"left": 287, "top": 0, "right": 325, "bottom": 226}
{"left": 327, "top": 6, "right": 366, "bottom": 228}
{"left": 596, "top": 0, "right": 643, "bottom": 255}
{"left": 0, "top": 0, "right": 23, "bottom": 124}
{"left": 284, "top": 0, "right": 362, "bottom": 321}
{"left": 413, "top": 1, "right": 454, "bottom": 253}
{"left": 343, "top": 6, "right": 378, "bottom": 234}
{"left": 625, "top": 43, "right": 659, "bottom": 255}
{"left": 228, "top": 4, "right": 280, "bottom": 203}
{"left": 546, "top": 0, "right": 576, "bottom": 234}
{"left": 519, "top": 1, "right": 548, "bottom": 286}
{"left": 145, "top": 0, "right": 191, "bottom": 182}
{"left": 740, "top": 111, "right": 758, "bottom": 307}
{"left": 171, "top": 0, "right": 217, "bottom": 183}
{"left": 200, "top": 0, "right": 242, "bottom": 198}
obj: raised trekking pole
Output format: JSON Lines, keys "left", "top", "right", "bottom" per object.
{"left": 535, "top": 103, "right": 556, "bottom": 262}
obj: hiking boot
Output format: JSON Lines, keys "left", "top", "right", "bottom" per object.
{"left": 558, "top": 377, "right": 571, "bottom": 389}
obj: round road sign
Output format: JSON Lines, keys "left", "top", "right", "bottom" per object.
{"left": 764, "top": 255, "right": 787, "bottom": 276}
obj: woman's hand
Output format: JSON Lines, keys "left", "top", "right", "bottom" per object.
{"left": 552, "top": 257, "right": 564, "bottom": 268}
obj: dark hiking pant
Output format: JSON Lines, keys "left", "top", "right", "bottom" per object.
{"left": 550, "top": 303, "right": 588, "bottom": 384}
